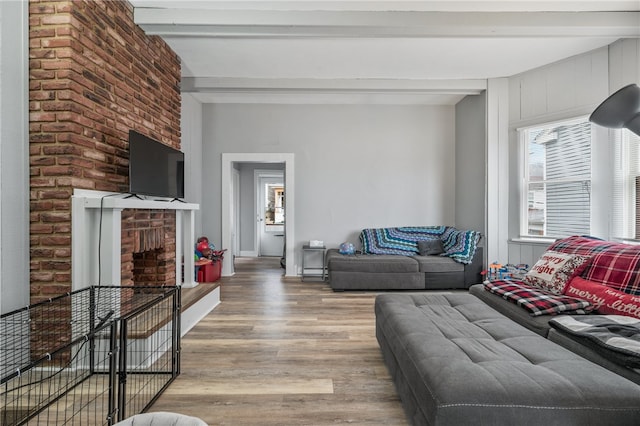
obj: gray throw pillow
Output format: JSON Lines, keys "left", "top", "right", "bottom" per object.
{"left": 417, "top": 239, "right": 444, "bottom": 256}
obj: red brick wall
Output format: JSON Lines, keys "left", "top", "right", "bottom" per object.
{"left": 29, "top": 0, "right": 181, "bottom": 300}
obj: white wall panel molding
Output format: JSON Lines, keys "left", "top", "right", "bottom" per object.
{"left": 509, "top": 46, "right": 609, "bottom": 125}
{"left": 609, "top": 38, "right": 640, "bottom": 90}
{"left": 486, "top": 78, "right": 509, "bottom": 264}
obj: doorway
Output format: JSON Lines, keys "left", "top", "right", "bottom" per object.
{"left": 222, "top": 153, "right": 295, "bottom": 277}
{"left": 256, "top": 170, "right": 285, "bottom": 257}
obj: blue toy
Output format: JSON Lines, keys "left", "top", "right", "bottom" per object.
{"left": 339, "top": 242, "right": 355, "bottom": 255}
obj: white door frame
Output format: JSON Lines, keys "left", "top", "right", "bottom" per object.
{"left": 255, "top": 170, "right": 284, "bottom": 257}
{"left": 232, "top": 167, "right": 240, "bottom": 259}
{"left": 222, "top": 153, "right": 295, "bottom": 277}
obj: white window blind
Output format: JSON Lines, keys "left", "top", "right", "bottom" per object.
{"left": 521, "top": 118, "right": 591, "bottom": 238}
{"left": 611, "top": 130, "right": 640, "bottom": 239}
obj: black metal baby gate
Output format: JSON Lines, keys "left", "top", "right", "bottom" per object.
{"left": 0, "top": 285, "right": 181, "bottom": 425}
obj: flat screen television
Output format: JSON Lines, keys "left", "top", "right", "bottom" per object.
{"left": 128, "top": 130, "right": 185, "bottom": 199}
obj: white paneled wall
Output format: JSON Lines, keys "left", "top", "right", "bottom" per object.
{"left": 507, "top": 39, "right": 640, "bottom": 266}
{"left": 609, "top": 38, "right": 640, "bottom": 91}
{"left": 507, "top": 240, "right": 551, "bottom": 267}
{"left": 507, "top": 45, "right": 611, "bottom": 266}
{"left": 509, "top": 47, "right": 609, "bottom": 127}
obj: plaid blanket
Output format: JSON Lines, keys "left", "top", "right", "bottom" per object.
{"left": 549, "top": 236, "right": 640, "bottom": 296}
{"left": 550, "top": 315, "right": 640, "bottom": 368}
{"left": 484, "top": 280, "right": 594, "bottom": 316}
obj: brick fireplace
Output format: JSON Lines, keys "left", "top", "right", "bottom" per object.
{"left": 29, "top": 0, "right": 181, "bottom": 301}
{"left": 123, "top": 209, "right": 177, "bottom": 286}
{"left": 70, "top": 191, "right": 198, "bottom": 292}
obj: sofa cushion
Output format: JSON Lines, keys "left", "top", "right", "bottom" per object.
{"left": 523, "top": 250, "right": 591, "bottom": 294}
{"left": 411, "top": 254, "right": 464, "bottom": 273}
{"left": 326, "top": 250, "right": 418, "bottom": 273}
{"left": 329, "top": 271, "right": 424, "bottom": 291}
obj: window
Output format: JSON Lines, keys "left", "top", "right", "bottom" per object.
{"left": 520, "top": 117, "right": 592, "bottom": 238}
{"left": 612, "top": 130, "right": 640, "bottom": 240}
{"left": 264, "top": 183, "right": 285, "bottom": 225}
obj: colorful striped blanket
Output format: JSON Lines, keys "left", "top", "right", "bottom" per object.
{"left": 359, "top": 226, "right": 481, "bottom": 264}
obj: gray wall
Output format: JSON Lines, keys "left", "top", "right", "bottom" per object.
{"left": 1, "top": 1, "right": 29, "bottom": 313}
{"left": 455, "top": 92, "right": 487, "bottom": 236}
{"left": 201, "top": 103, "right": 458, "bottom": 271}
{"left": 181, "top": 94, "right": 204, "bottom": 233}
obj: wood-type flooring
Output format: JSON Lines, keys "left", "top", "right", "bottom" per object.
{"left": 149, "top": 256, "right": 408, "bottom": 425}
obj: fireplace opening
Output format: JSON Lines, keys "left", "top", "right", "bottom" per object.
{"left": 123, "top": 214, "right": 177, "bottom": 288}
{"left": 132, "top": 248, "right": 168, "bottom": 286}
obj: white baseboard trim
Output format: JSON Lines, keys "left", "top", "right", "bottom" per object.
{"left": 240, "top": 250, "right": 258, "bottom": 257}
{"left": 181, "top": 286, "right": 220, "bottom": 337}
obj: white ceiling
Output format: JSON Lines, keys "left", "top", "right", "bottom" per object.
{"left": 130, "top": 0, "right": 640, "bottom": 104}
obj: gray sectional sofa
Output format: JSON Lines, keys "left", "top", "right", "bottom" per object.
{"left": 375, "top": 235, "right": 640, "bottom": 425}
{"left": 327, "top": 247, "right": 483, "bottom": 291}
{"left": 375, "top": 292, "right": 640, "bottom": 426}
{"left": 327, "top": 226, "right": 483, "bottom": 291}
{"left": 468, "top": 235, "right": 640, "bottom": 385}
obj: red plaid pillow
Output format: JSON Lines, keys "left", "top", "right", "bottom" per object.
{"left": 549, "top": 236, "right": 640, "bottom": 295}
{"left": 548, "top": 235, "right": 617, "bottom": 257}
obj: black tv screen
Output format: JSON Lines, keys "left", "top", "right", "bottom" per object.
{"left": 128, "top": 130, "right": 185, "bottom": 199}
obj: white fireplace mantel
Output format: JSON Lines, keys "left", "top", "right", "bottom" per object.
{"left": 71, "top": 189, "right": 200, "bottom": 290}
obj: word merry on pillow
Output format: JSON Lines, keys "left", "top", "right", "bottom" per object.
{"left": 524, "top": 250, "right": 591, "bottom": 295}
{"left": 565, "top": 276, "right": 640, "bottom": 319}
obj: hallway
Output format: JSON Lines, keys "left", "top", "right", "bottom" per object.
{"left": 149, "top": 257, "right": 406, "bottom": 425}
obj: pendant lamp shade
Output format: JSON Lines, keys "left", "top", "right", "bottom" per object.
{"left": 589, "top": 83, "right": 640, "bottom": 136}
